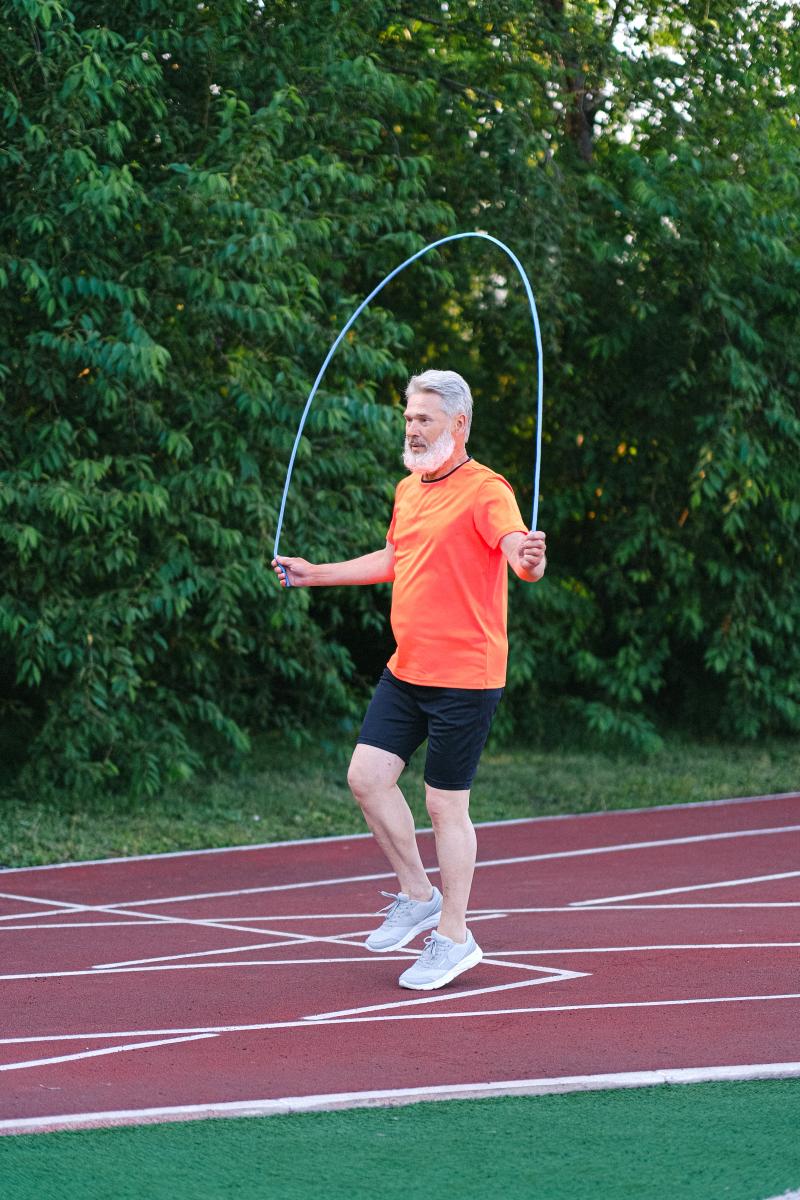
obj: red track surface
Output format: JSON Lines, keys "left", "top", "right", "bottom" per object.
{"left": 2, "top": 794, "right": 799, "bottom": 1132}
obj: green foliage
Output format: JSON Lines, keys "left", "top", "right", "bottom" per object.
{"left": 2, "top": 0, "right": 799, "bottom": 799}
{"left": 0, "top": 0, "right": 449, "bottom": 796}
{"left": 366, "top": 0, "right": 800, "bottom": 748}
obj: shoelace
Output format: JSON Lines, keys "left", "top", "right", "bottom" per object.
{"left": 418, "top": 934, "right": 446, "bottom": 964}
{"left": 375, "top": 891, "right": 416, "bottom": 925}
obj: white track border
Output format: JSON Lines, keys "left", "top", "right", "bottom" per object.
{"left": 1, "top": 792, "right": 797, "bottom": 875}
{"left": 2, "top": 1061, "right": 800, "bottom": 1135}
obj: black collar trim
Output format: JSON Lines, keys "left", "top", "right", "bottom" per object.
{"left": 420, "top": 456, "right": 473, "bottom": 484}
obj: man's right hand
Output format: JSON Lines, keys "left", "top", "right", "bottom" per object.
{"left": 271, "top": 543, "right": 395, "bottom": 589}
{"left": 272, "top": 556, "right": 315, "bottom": 587}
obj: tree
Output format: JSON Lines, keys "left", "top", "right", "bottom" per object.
{"left": 3, "top": 0, "right": 799, "bottom": 799}
{"left": 0, "top": 0, "right": 450, "bottom": 795}
{"left": 369, "top": 0, "right": 800, "bottom": 745}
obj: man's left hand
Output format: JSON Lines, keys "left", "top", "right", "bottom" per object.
{"left": 519, "top": 530, "right": 547, "bottom": 573}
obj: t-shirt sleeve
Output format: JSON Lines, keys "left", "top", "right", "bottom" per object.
{"left": 474, "top": 476, "right": 527, "bottom": 549}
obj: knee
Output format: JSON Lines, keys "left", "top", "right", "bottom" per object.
{"left": 347, "top": 760, "right": 375, "bottom": 808}
{"left": 348, "top": 745, "right": 403, "bottom": 811}
{"left": 426, "top": 790, "right": 457, "bottom": 829}
{"left": 426, "top": 785, "right": 471, "bottom": 829}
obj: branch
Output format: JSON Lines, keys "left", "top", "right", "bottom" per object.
{"left": 387, "top": 60, "right": 503, "bottom": 107}
{"left": 606, "top": 0, "right": 627, "bottom": 46}
{"left": 394, "top": 8, "right": 455, "bottom": 32}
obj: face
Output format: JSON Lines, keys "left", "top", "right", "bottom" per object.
{"left": 402, "top": 392, "right": 466, "bottom": 474}
{"left": 404, "top": 391, "right": 450, "bottom": 452}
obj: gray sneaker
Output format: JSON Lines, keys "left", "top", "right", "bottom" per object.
{"left": 398, "top": 929, "right": 482, "bottom": 990}
{"left": 365, "top": 887, "right": 442, "bottom": 953}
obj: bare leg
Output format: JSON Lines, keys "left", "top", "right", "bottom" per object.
{"left": 425, "top": 785, "right": 475, "bottom": 943}
{"left": 347, "top": 744, "right": 432, "bottom": 901}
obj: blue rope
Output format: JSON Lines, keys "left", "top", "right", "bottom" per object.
{"left": 273, "top": 231, "right": 543, "bottom": 586}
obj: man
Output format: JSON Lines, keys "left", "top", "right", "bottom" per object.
{"left": 272, "top": 369, "right": 546, "bottom": 991}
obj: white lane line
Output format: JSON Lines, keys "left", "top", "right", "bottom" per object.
{"left": 477, "top": 956, "right": 579, "bottom": 973}
{"left": 0, "top": 958, "right": 419, "bottom": 980}
{"left": 89, "top": 913, "right": 506, "bottom": 972}
{"left": 3, "top": 792, "right": 798, "bottom": 877}
{"left": 0, "top": 890, "right": 383, "bottom": 960}
{"left": 88, "top": 934, "right": 557, "bottom": 978}
{"left": 0, "top": 908, "right": 78, "bottom": 923}
{"left": 98, "top": 823, "right": 800, "bottom": 908}
{"left": 0, "top": 890, "right": 357, "bottom": 943}
{"left": 472, "top": 826, "right": 800, "bottom": 870}
{"left": 0, "top": 890, "right": 287, "bottom": 938}
{"left": 2, "top": 940, "right": 580, "bottom": 982}
{"left": 23, "top": 897, "right": 407, "bottom": 964}
{"left": 572, "top": 870, "right": 800, "bottom": 907}
{"left": 5, "top": 991, "right": 800, "bottom": 1045}
{"left": 470, "top": 903, "right": 800, "bottom": 911}
{"left": 0, "top": 912, "right": 501, "bottom": 931}
{"left": 315, "top": 992, "right": 800, "bottom": 1026}
{"left": 0, "top": 886, "right": 467, "bottom": 974}
{"left": 8, "top": 904, "right": 799, "bottom": 928}
{"left": 5, "top": 942, "right": 793, "bottom": 978}
{"left": 0, "top": 921, "right": 166, "bottom": 930}
{"left": 172, "top": 912, "right": 382, "bottom": 921}
{"left": 474, "top": 942, "right": 800, "bottom": 956}
{"left": 0, "top": 892, "right": 489, "bottom": 974}
{"left": 2, "top": 1059, "right": 800, "bottom": 1132}
{"left": 763, "top": 1191, "right": 800, "bottom": 1199}
{"left": 303, "top": 966, "right": 588, "bottom": 1022}
{"left": 0, "top": 1033, "right": 217, "bottom": 1073}
{"left": 90, "top": 928, "right": 377, "bottom": 971}
{"left": 0, "top": 890, "right": 90, "bottom": 913}
{"left": 109, "top": 873, "right": 400, "bottom": 906}
{"left": 6, "top": 822, "right": 797, "bottom": 916}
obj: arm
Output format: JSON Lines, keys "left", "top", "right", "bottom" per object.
{"left": 272, "top": 541, "right": 395, "bottom": 588}
{"left": 500, "top": 530, "right": 547, "bottom": 583}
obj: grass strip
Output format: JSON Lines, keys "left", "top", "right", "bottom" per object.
{"left": 3, "top": 1078, "right": 800, "bottom": 1199}
{"left": 1, "top": 733, "right": 798, "bottom": 868}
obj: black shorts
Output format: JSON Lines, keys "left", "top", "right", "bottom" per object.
{"left": 357, "top": 668, "right": 503, "bottom": 791}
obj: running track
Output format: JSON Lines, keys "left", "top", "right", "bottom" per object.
{"left": 1, "top": 792, "right": 799, "bottom": 1134}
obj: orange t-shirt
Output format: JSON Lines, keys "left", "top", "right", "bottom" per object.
{"left": 386, "top": 458, "right": 527, "bottom": 688}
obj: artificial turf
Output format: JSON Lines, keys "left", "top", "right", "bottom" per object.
{"left": 3, "top": 1078, "right": 800, "bottom": 1200}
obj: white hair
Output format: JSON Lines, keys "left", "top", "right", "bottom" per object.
{"left": 406, "top": 369, "right": 473, "bottom": 440}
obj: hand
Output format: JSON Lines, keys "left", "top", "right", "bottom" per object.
{"left": 518, "top": 530, "right": 546, "bottom": 574}
{"left": 272, "top": 556, "right": 315, "bottom": 588}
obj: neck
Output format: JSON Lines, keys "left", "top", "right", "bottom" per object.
{"left": 422, "top": 446, "right": 469, "bottom": 482}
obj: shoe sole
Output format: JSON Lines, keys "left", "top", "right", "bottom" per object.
{"left": 365, "top": 911, "right": 441, "bottom": 954}
{"left": 398, "top": 944, "right": 483, "bottom": 990}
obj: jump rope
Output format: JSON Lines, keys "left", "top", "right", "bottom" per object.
{"left": 272, "top": 231, "right": 543, "bottom": 587}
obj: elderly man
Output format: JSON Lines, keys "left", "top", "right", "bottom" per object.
{"left": 273, "top": 369, "right": 546, "bottom": 990}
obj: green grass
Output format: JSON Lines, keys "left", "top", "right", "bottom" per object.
{"left": 3, "top": 1079, "right": 800, "bottom": 1200}
{"left": 1, "top": 731, "right": 797, "bottom": 868}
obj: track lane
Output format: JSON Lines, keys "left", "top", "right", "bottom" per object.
{"left": 2, "top": 794, "right": 799, "bottom": 1128}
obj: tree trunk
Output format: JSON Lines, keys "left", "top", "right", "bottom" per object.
{"left": 543, "top": 0, "right": 595, "bottom": 163}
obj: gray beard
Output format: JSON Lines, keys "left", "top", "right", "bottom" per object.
{"left": 402, "top": 428, "right": 456, "bottom": 475}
